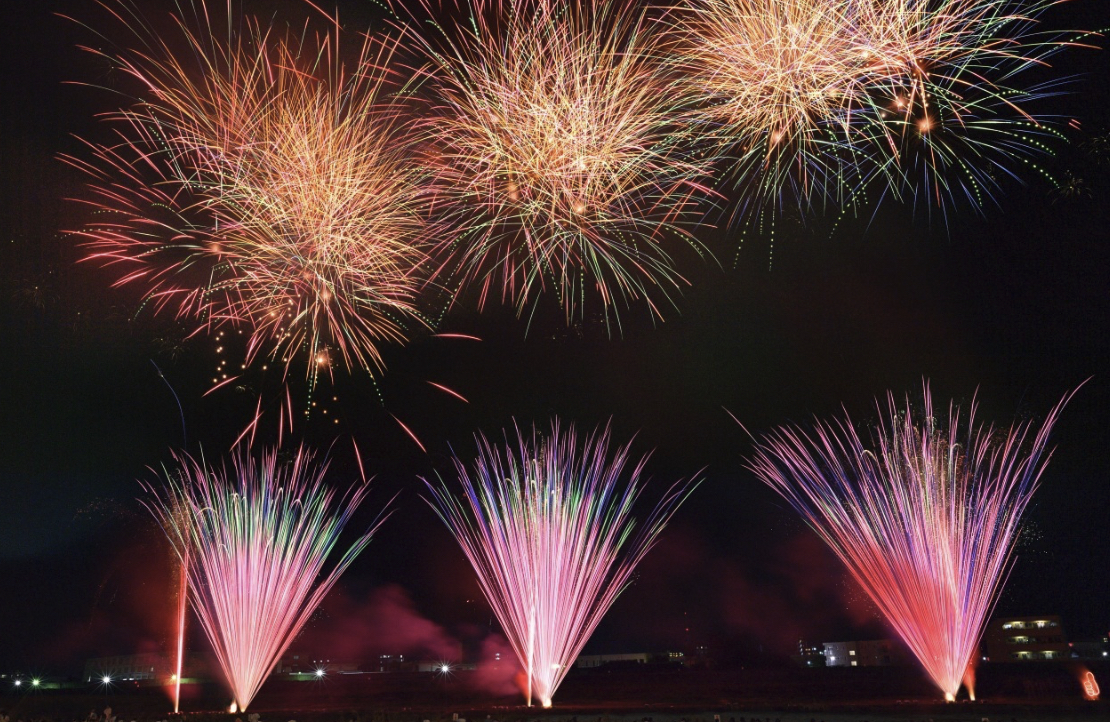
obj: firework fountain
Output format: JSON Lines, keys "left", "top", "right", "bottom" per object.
{"left": 425, "top": 422, "right": 698, "bottom": 707}
{"left": 144, "top": 448, "right": 385, "bottom": 711}
{"left": 745, "top": 385, "right": 1074, "bottom": 701}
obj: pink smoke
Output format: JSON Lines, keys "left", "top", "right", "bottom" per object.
{"left": 470, "top": 633, "right": 521, "bottom": 696}
{"left": 305, "top": 584, "right": 463, "bottom": 661}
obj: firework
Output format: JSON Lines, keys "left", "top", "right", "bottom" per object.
{"left": 425, "top": 422, "right": 697, "bottom": 707}
{"left": 168, "top": 500, "right": 190, "bottom": 714}
{"left": 676, "top": 0, "right": 870, "bottom": 215}
{"left": 67, "top": 1, "right": 434, "bottom": 382}
{"left": 173, "top": 549, "right": 187, "bottom": 713}
{"left": 144, "top": 448, "right": 385, "bottom": 711}
{"left": 411, "top": 0, "right": 713, "bottom": 326}
{"left": 675, "top": 0, "right": 1081, "bottom": 220}
{"left": 745, "top": 386, "right": 1073, "bottom": 700}
{"left": 852, "top": 0, "right": 1076, "bottom": 216}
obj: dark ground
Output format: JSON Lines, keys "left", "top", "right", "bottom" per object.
{"left": 2, "top": 664, "right": 1107, "bottom": 722}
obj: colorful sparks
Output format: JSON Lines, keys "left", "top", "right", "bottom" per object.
{"left": 68, "top": 0, "right": 1097, "bottom": 331}
{"left": 143, "top": 448, "right": 386, "bottom": 711}
{"left": 852, "top": 0, "right": 1078, "bottom": 217}
{"left": 676, "top": 0, "right": 868, "bottom": 215}
{"left": 745, "top": 385, "right": 1073, "bottom": 701}
{"left": 67, "top": 1, "right": 435, "bottom": 382}
{"left": 411, "top": 0, "right": 714, "bottom": 326}
{"left": 424, "top": 421, "right": 698, "bottom": 707}
{"left": 675, "top": 0, "right": 1083, "bottom": 221}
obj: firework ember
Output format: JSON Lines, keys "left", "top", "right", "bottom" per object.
{"left": 412, "top": 0, "right": 713, "bottom": 326}
{"left": 143, "top": 448, "right": 385, "bottom": 711}
{"left": 68, "top": 1, "right": 434, "bottom": 381}
{"left": 745, "top": 385, "right": 1073, "bottom": 701}
{"left": 425, "top": 421, "right": 698, "bottom": 707}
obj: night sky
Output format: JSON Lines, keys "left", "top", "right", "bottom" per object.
{"left": 2, "top": 0, "right": 1109, "bottom": 677}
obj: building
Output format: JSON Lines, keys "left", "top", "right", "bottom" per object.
{"left": 274, "top": 653, "right": 312, "bottom": 674}
{"left": 575, "top": 651, "right": 680, "bottom": 668}
{"left": 577, "top": 652, "right": 649, "bottom": 668}
{"left": 823, "top": 640, "right": 906, "bottom": 667}
{"left": 983, "top": 616, "right": 1068, "bottom": 662}
{"left": 416, "top": 661, "right": 476, "bottom": 673}
{"left": 1069, "top": 636, "right": 1110, "bottom": 660}
{"left": 371, "top": 654, "right": 414, "bottom": 673}
{"left": 274, "top": 653, "right": 365, "bottom": 675}
{"left": 793, "top": 640, "right": 826, "bottom": 667}
{"left": 83, "top": 653, "right": 172, "bottom": 683}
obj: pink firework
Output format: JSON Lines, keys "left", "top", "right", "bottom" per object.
{"left": 144, "top": 448, "right": 386, "bottom": 711}
{"left": 745, "top": 385, "right": 1074, "bottom": 700}
{"left": 425, "top": 422, "right": 698, "bottom": 707}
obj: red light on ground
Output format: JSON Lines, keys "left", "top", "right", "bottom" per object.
{"left": 1082, "top": 670, "right": 1099, "bottom": 700}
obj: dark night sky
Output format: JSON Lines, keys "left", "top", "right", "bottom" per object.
{"left": 1, "top": 0, "right": 1109, "bottom": 677}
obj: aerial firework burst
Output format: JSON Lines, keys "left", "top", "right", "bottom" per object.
{"left": 676, "top": 0, "right": 870, "bottom": 216}
{"left": 675, "top": 0, "right": 1084, "bottom": 222}
{"left": 67, "top": 1, "right": 435, "bottom": 383}
{"left": 143, "top": 448, "right": 385, "bottom": 711}
{"left": 744, "top": 385, "right": 1074, "bottom": 700}
{"left": 425, "top": 422, "right": 698, "bottom": 707}
{"left": 853, "top": 0, "right": 1078, "bottom": 215}
{"left": 411, "top": 0, "right": 713, "bottom": 327}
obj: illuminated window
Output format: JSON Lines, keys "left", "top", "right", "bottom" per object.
{"left": 849, "top": 650, "right": 856, "bottom": 656}
{"left": 851, "top": 661, "right": 858, "bottom": 667}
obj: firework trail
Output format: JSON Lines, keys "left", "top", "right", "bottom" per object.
{"left": 166, "top": 500, "right": 191, "bottom": 714}
{"left": 409, "top": 0, "right": 714, "bottom": 328}
{"left": 424, "top": 421, "right": 698, "bottom": 707}
{"left": 744, "top": 385, "right": 1074, "bottom": 700}
{"left": 67, "top": 1, "right": 435, "bottom": 383}
{"left": 675, "top": 0, "right": 1085, "bottom": 222}
{"left": 173, "top": 547, "right": 187, "bottom": 713}
{"left": 144, "top": 448, "right": 386, "bottom": 711}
